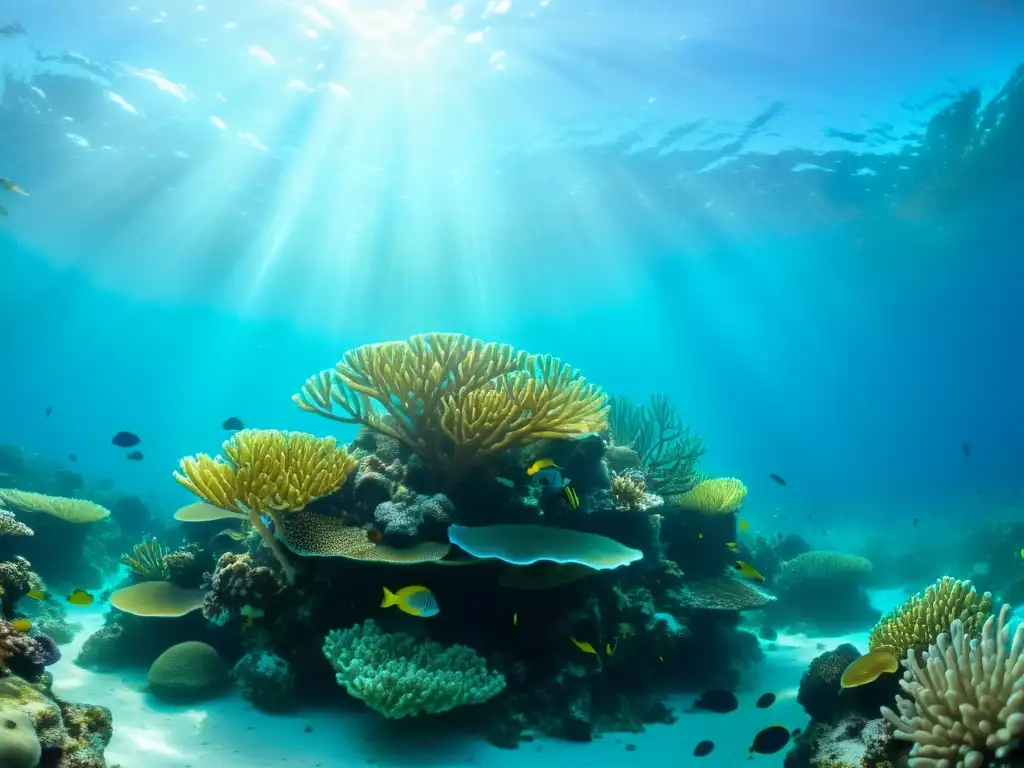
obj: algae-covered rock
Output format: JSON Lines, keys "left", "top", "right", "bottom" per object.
{"left": 0, "top": 673, "right": 112, "bottom": 768}
{"left": 0, "top": 708, "right": 41, "bottom": 768}
{"left": 233, "top": 650, "right": 295, "bottom": 712}
{"left": 147, "top": 641, "right": 230, "bottom": 702}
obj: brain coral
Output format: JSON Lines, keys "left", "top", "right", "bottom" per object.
{"left": 323, "top": 619, "right": 506, "bottom": 719}
{"left": 147, "top": 641, "right": 230, "bottom": 702}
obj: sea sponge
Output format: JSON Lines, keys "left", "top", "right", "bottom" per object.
{"left": 0, "top": 489, "right": 109, "bottom": 523}
{"left": 881, "top": 604, "right": 1024, "bottom": 767}
{"left": 0, "top": 511, "right": 32, "bottom": 537}
{"left": 669, "top": 477, "right": 747, "bottom": 515}
{"left": 323, "top": 619, "right": 506, "bottom": 718}
{"left": 147, "top": 641, "right": 230, "bottom": 702}
{"left": 0, "top": 708, "right": 41, "bottom": 768}
{"left": 869, "top": 576, "right": 992, "bottom": 656}
{"left": 773, "top": 550, "right": 873, "bottom": 591}
{"left": 278, "top": 510, "right": 451, "bottom": 563}
{"left": 175, "top": 429, "right": 360, "bottom": 582}
{"left": 294, "top": 333, "right": 608, "bottom": 482}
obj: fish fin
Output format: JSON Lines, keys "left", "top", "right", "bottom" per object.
{"left": 564, "top": 486, "right": 579, "bottom": 509}
{"left": 381, "top": 587, "right": 397, "bottom": 608}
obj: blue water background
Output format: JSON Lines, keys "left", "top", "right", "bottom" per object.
{"left": 1, "top": 0, "right": 1023, "bottom": 550}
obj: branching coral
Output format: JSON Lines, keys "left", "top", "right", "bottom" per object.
{"left": 120, "top": 537, "right": 170, "bottom": 580}
{"left": 175, "top": 429, "right": 359, "bottom": 583}
{"left": 881, "top": 604, "right": 1024, "bottom": 767}
{"left": 293, "top": 333, "right": 608, "bottom": 483}
{"left": 323, "top": 619, "right": 506, "bottom": 718}
{"left": 607, "top": 393, "right": 705, "bottom": 494}
{"left": 869, "top": 576, "right": 992, "bottom": 656}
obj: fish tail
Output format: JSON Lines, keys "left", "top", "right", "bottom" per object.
{"left": 381, "top": 587, "right": 398, "bottom": 608}
{"left": 564, "top": 485, "right": 579, "bottom": 509}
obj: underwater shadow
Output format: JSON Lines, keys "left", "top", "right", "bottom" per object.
{"left": 350, "top": 714, "right": 483, "bottom": 765}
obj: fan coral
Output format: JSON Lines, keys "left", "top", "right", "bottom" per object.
{"left": 881, "top": 604, "right": 1024, "bottom": 767}
{"left": 773, "top": 550, "right": 873, "bottom": 592}
{"left": 607, "top": 393, "right": 705, "bottom": 494}
{"left": 294, "top": 333, "right": 608, "bottom": 482}
{"left": 0, "top": 510, "right": 32, "bottom": 537}
{"left": 175, "top": 429, "right": 360, "bottom": 582}
{"left": 323, "top": 619, "right": 506, "bottom": 719}
{"left": 669, "top": 477, "right": 747, "bottom": 515}
{"left": 869, "top": 576, "right": 992, "bottom": 656}
{"left": 202, "top": 552, "right": 283, "bottom": 626}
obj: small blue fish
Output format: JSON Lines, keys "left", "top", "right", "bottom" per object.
{"left": 529, "top": 459, "right": 581, "bottom": 509}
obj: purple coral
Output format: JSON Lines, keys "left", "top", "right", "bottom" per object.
{"left": 202, "top": 552, "right": 282, "bottom": 626}
{"left": 0, "top": 620, "right": 59, "bottom": 679}
{"left": 374, "top": 493, "right": 453, "bottom": 538}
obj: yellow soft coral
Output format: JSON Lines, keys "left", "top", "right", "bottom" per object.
{"left": 293, "top": 333, "right": 608, "bottom": 482}
{"left": 174, "top": 429, "right": 359, "bottom": 583}
{"left": 669, "top": 477, "right": 747, "bottom": 515}
{"left": 868, "top": 576, "right": 992, "bottom": 655}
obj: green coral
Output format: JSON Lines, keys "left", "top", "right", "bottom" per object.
{"left": 322, "top": 619, "right": 506, "bottom": 719}
{"left": 147, "top": 641, "right": 230, "bottom": 702}
{"left": 773, "top": 550, "right": 872, "bottom": 591}
{"left": 120, "top": 537, "right": 170, "bottom": 580}
{"left": 607, "top": 393, "right": 705, "bottom": 494}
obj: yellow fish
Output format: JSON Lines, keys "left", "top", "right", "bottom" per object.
{"left": 381, "top": 586, "right": 439, "bottom": 617}
{"left": 740, "top": 520, "right": 749, "bottom": 532}
{"left": 513, "top": 612, "right": 518, "bottom": 626}
{"left": 563, "top": 486, "right": 580, "bottom": 510}
{"left": 10, "top": 618, "right": 31, "bottom": 632}
{"left": 840, "top": 647, "right": 899, "bottom": 688}
{"left": 527, "top": 458, "right": 558, "bottom": 476}
{"left": 732, "top": 561, "right": 765, "bottom": 583}
{"left": 25, "top": 589, "right": 49, "bottom": 601}
{"left": 570, "top": 637, "right": 597, "bottom": 655}
{"left": 726, "top": 542, "right": 739, "bottom": 552}
{"left": 0, "top": 179, "right": 28, "bottom": 196}
{"left": 605, "top": 639, "right": 618, "bottom": 656}
{"left": 66, "top": 589, "right": 95, "bottom": 606}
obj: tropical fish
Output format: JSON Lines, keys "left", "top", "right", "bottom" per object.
{"left": 66, "top": 589, "right": 94, "bottom": 606}
{"left": 126, "top": 450, "right": 144, "bottom": 461}
{"left": 570, "top": 637, "right": 597, "bottom": 655}
{"left": 750, "top": 725, "right": 791, "bottom": 755}
{"left": 25, "top": 589, "right": 49, "bottom": 601}
{"left": 726, "top": 542, "right": 739, "bottom": 553}
{"left": 697, "top": 532, "right": 703, "bottom": 539}
{"left": 768, "top": 473, "right": 787, "bottom": 486}
{"left": 739, "top": 520, "right": 749, "bottom": 532}
{"left": 0, "top": 23, "right": 26, "bottom": 38}
{"left": 10, "top": 618, "right": 31, "bottom": 632}
{"left": 732, "top": 561, "right": 765, "bottom": 583}
{"left": 513, "top": 612, "right": 518, "bottom": 626}
{"left": 563, "top": 485, "right": 580, "bottom": 510}
{"left": 605, "top": 639, "right": 617, "bottom": 656}
{"left": 222, "top": 417, "right": 244, "bottom": 430}
{"left": 111, "top": 431, "right": 141, "bottom": 447}
{"left": 526, "top": 458, "right": 558, "bottom": 476}
{"left": 756, "top": 692, "right": 776, "bottom": 709}
{"left": 381, "top": 585, "right": 439, "bottom": 617}
{"left": 45, "top": 406, "right": 52, "bottom": 417}
{"left": 694, "top": 689, "right": 738, "bottom": 713}
{"left": 693, "top": 740, "right": 714, "bottom": 757}
{"left": 69, "top": 454, "right": 77, "bottom": 463}
{"left": 0, "top": 179, "right": 29, "bottom": 196}
{"left": 840, "top": 647, "right": 899, "bottom": 688}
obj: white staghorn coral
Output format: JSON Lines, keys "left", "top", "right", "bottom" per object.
{"left": 880, "top": 603, "right": 1024, "bottom": 768}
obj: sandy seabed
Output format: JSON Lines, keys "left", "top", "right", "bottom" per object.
{"left": 49, "top": 589, "right": 907, "bottom": 768}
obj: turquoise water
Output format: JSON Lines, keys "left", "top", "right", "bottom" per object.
{"left": 1, "top": 2, "right": 1023, "bottom": 767}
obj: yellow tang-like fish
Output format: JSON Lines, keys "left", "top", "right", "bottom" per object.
{"left": 726, "top": 542, "right": 739, "bottom": 552}
{"left": 570, "top": 637, "right": 597, "bottom": 655}
{"left": 381, "top": 586, "right": 439, "bottom": 617}
{"left": 10, "top": 618, "right": 31, "bottom": 632}
{"left": 732, "top": 561, "right": 765, "bottom": 583}
{"left": 66, "top": 589, "right": 95, "bottom": 606}
{"left": 25, "top": 589, "right": 49, "bottom": 601}
{"left": 527, "top": 458, "right": 559, "bottom": 476}
{"left": 740, "top": 520, "right": 749, "bottom": 532}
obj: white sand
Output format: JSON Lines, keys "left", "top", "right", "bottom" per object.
{"left": 47, "top": 590, "right": 905, "bottom": 767}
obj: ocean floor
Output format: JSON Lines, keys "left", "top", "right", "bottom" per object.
{"left": 48, "top": 588, "right": 908, "bottom": 768}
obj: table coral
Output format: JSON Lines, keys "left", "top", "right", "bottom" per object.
{"left": 323, "top": 619, "right": 506, "bottom": 718}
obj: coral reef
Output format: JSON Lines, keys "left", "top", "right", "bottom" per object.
{"left": 323, "top": 619, "right": 506, "bottom": 718}
{"left": 768, "top": 550, "right": 878, "bottom": 633}
{"left": 233, "top": 649, "right": 295, "bottom": 712}
{"left": 147, "top": 641, "right": 231, "bottom": 703}
{"left": 120, "top": 536, "right": 170, "bottom": 580}
{"left": 201, "top": 552, "right": 284, "bottom": 626}
{"left": 881, "top": 603, "right": 1024, "bottom": 766}
{"left": 373, "top": 492, "right": 453, "bottom": 539}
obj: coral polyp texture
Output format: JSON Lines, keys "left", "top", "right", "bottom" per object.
{"left": 881, "top": 603, "right": 1024, "bottom": 768}
{"left": 869, "top": 576, "right": 993, "bottom": 655}
{"left": 0, "top": 489, "right": 110, "bottom": 523}
{"left": 323, "top": 619, "right": 506, "bottom": 719}
{"left": 773, "top": 550, "right": 873, "bottom": 591}
{"left": 174, "top": 429, "right": 360, "bottom": 581}
{"left": 669, "top": 476, "right": 747, "bottom": 515}
{"left": 0, "top": 510, "right": 32, "bottom": 537}
{"left": 293, "top": 333, "right": 609, "bottom": 482}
